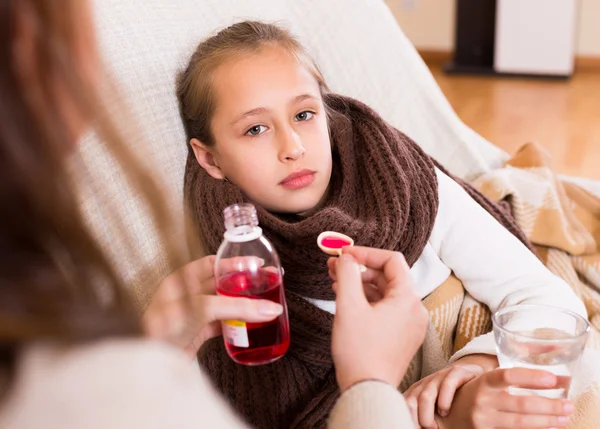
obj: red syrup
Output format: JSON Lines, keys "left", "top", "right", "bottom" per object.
{"left": 321, "top": 236, "right": 352, "bottom": 249}
{"left": 217, "top": 269, "right": 290, "bottom": 365}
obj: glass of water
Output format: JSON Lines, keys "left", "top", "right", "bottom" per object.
{"left": 493, "top": 304, "right": 589, "bottom": 398}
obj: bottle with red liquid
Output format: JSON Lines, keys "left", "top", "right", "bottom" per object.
{"left": 215, "top": 203, "right": 290, "bottom": 365}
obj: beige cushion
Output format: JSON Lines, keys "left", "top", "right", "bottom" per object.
{"left": 83, "top": 0, "right": 508, "bottom": 306}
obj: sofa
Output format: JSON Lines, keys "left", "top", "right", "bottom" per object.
{"left": 83, "top": 0, "right": 598, "bottom": 307}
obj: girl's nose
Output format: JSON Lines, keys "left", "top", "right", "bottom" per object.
{"left": 279, "top": 129, "right": 305, "bottom": 162}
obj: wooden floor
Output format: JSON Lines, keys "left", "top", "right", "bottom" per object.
{"left": 428, "top": 64, "right": 600, "bottom": 180}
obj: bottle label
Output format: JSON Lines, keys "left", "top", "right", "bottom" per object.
{"left": 223, "top": 320, "right": 249, "bottom": 348}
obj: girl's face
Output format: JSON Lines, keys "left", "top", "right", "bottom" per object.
{"left": 191, "top": 46, "right": 333, "bottom": 214}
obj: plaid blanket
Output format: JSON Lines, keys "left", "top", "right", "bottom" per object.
{"left": 401, "top": 143, "right": 600, "bottom": 427}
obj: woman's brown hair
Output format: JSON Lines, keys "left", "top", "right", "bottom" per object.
{"left": 0, "top": 0, "right": 188, "bottom": 390}
{"left": 177, "top": 20, "right": 329, "bottom": 147}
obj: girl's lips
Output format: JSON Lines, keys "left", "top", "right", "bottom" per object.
{"left": 279, "top": 170, "right": 316, "bottom": 189}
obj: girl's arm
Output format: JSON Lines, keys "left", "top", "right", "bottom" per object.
{"left": 429, "top": 167, "right": 587, "bottom": 361}
{"left": 403, "top": 169, "right": 582, "bottom": 429}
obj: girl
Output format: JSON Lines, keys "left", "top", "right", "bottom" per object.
{"left": 0, "top": 2, "right": 427, "bottom": 428}
{"left": 178, "top": 21, "right": 586, "bottom": 429}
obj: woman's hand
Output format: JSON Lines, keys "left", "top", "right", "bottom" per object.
{"left": 403, "top": 354, "right": 498, "bottom": 428}
{"left": 143, "top": 255, "right": 283, "bottom": 357}
{"left": 328, "top": 246, "right": 429, "bottom": 392}
{"left": 438, "top": 368, "right": 574, "bottom": 429}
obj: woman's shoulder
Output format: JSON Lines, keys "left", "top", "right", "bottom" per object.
{"left": 1, "top": 339, "right": 246, "bottom": 429}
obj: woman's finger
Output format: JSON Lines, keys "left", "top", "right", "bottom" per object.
{"left": 158, "top": 257, "right": 216, "bottom": 298}
{"left": 340, "top": 246, "right": 402, "bottom": 271}
{"left": 496, "top": 390, "right": 573, "bottom": 416}
{"left": 197, "top": 321, "right": 222, "bottom": 342}
{"left": 331, "top": 281, "right": 383, "bottom": 302}
{"left": 363, "top": 284, "right": 383, "bottom": 302}
{"left": 328, "top": 261, "right": 388, "bottom": 291}
{"left": 198, "top": 295, "right": 283, "bottom": 324}
{"left": 334, "top": 254, "right": 369, "bottom": 310}
{"left": 188, "top": 256, "right": 265, "bottom": 294}
{"left": 341, "top": 247, "right": 413, "bottom": 299}
{"left": 149, "top": 298, "right": 188, "bottom": 340}
{"left": 181, "top": 320, "right": 223, "bottom": 358}
{"left": 213, "top": 256, "right": 265, "bottom": 272}
{"left": 184, "top": 255, "right": 217, "bottom": 284}
{"left": 327, "top": 257, "right": 337, "bottom": 275}
{"left": 198, "top": 276, "right": 217, "bottom": 295}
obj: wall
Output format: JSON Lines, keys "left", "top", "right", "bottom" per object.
{"left": 385, "top": 0, "right": 600, "bottom": 56}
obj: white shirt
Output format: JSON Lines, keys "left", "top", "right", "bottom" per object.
{"left": 306, "top": 168, "right": 587, "bottom": 355}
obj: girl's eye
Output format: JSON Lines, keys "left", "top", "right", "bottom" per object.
{"left": 295, "top": 111, "right": 315, "bottom": 122}
{"left": 245, "top": 125, "right": 267, "bottom": 136}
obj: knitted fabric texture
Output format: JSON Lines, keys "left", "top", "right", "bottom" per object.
{"left": 183, "top": 94, "right": 533, "bottom": 428}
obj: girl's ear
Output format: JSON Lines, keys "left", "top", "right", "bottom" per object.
{"left": 190, "top": 138, "right": 226, "bottom": 180}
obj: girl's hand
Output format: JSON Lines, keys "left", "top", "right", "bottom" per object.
{"left": 403, "top": 354, "right": 498, "bottom": 428}
{"left": 329, "top": 247, "right": 429, "bottom": 392}
{"left": 403, "top": 362, "right": 485, "bottom": 428}
{"left": 438, "top": 367, "right": 574, "bottom": 429}
{"left": 143, "top": 255, "right": 283, "bottom": 357}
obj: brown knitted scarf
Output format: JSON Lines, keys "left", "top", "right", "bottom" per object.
{"left": 183, "top": 94, "right": 533, "bottom": 429}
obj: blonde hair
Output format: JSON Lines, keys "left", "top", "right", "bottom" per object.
{"left": 177, "top": 21, "right": 329, "bottom": 146}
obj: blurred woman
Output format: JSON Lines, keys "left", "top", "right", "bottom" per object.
{"left": 0, "top": 1, "right": 428, "bottom": 428}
